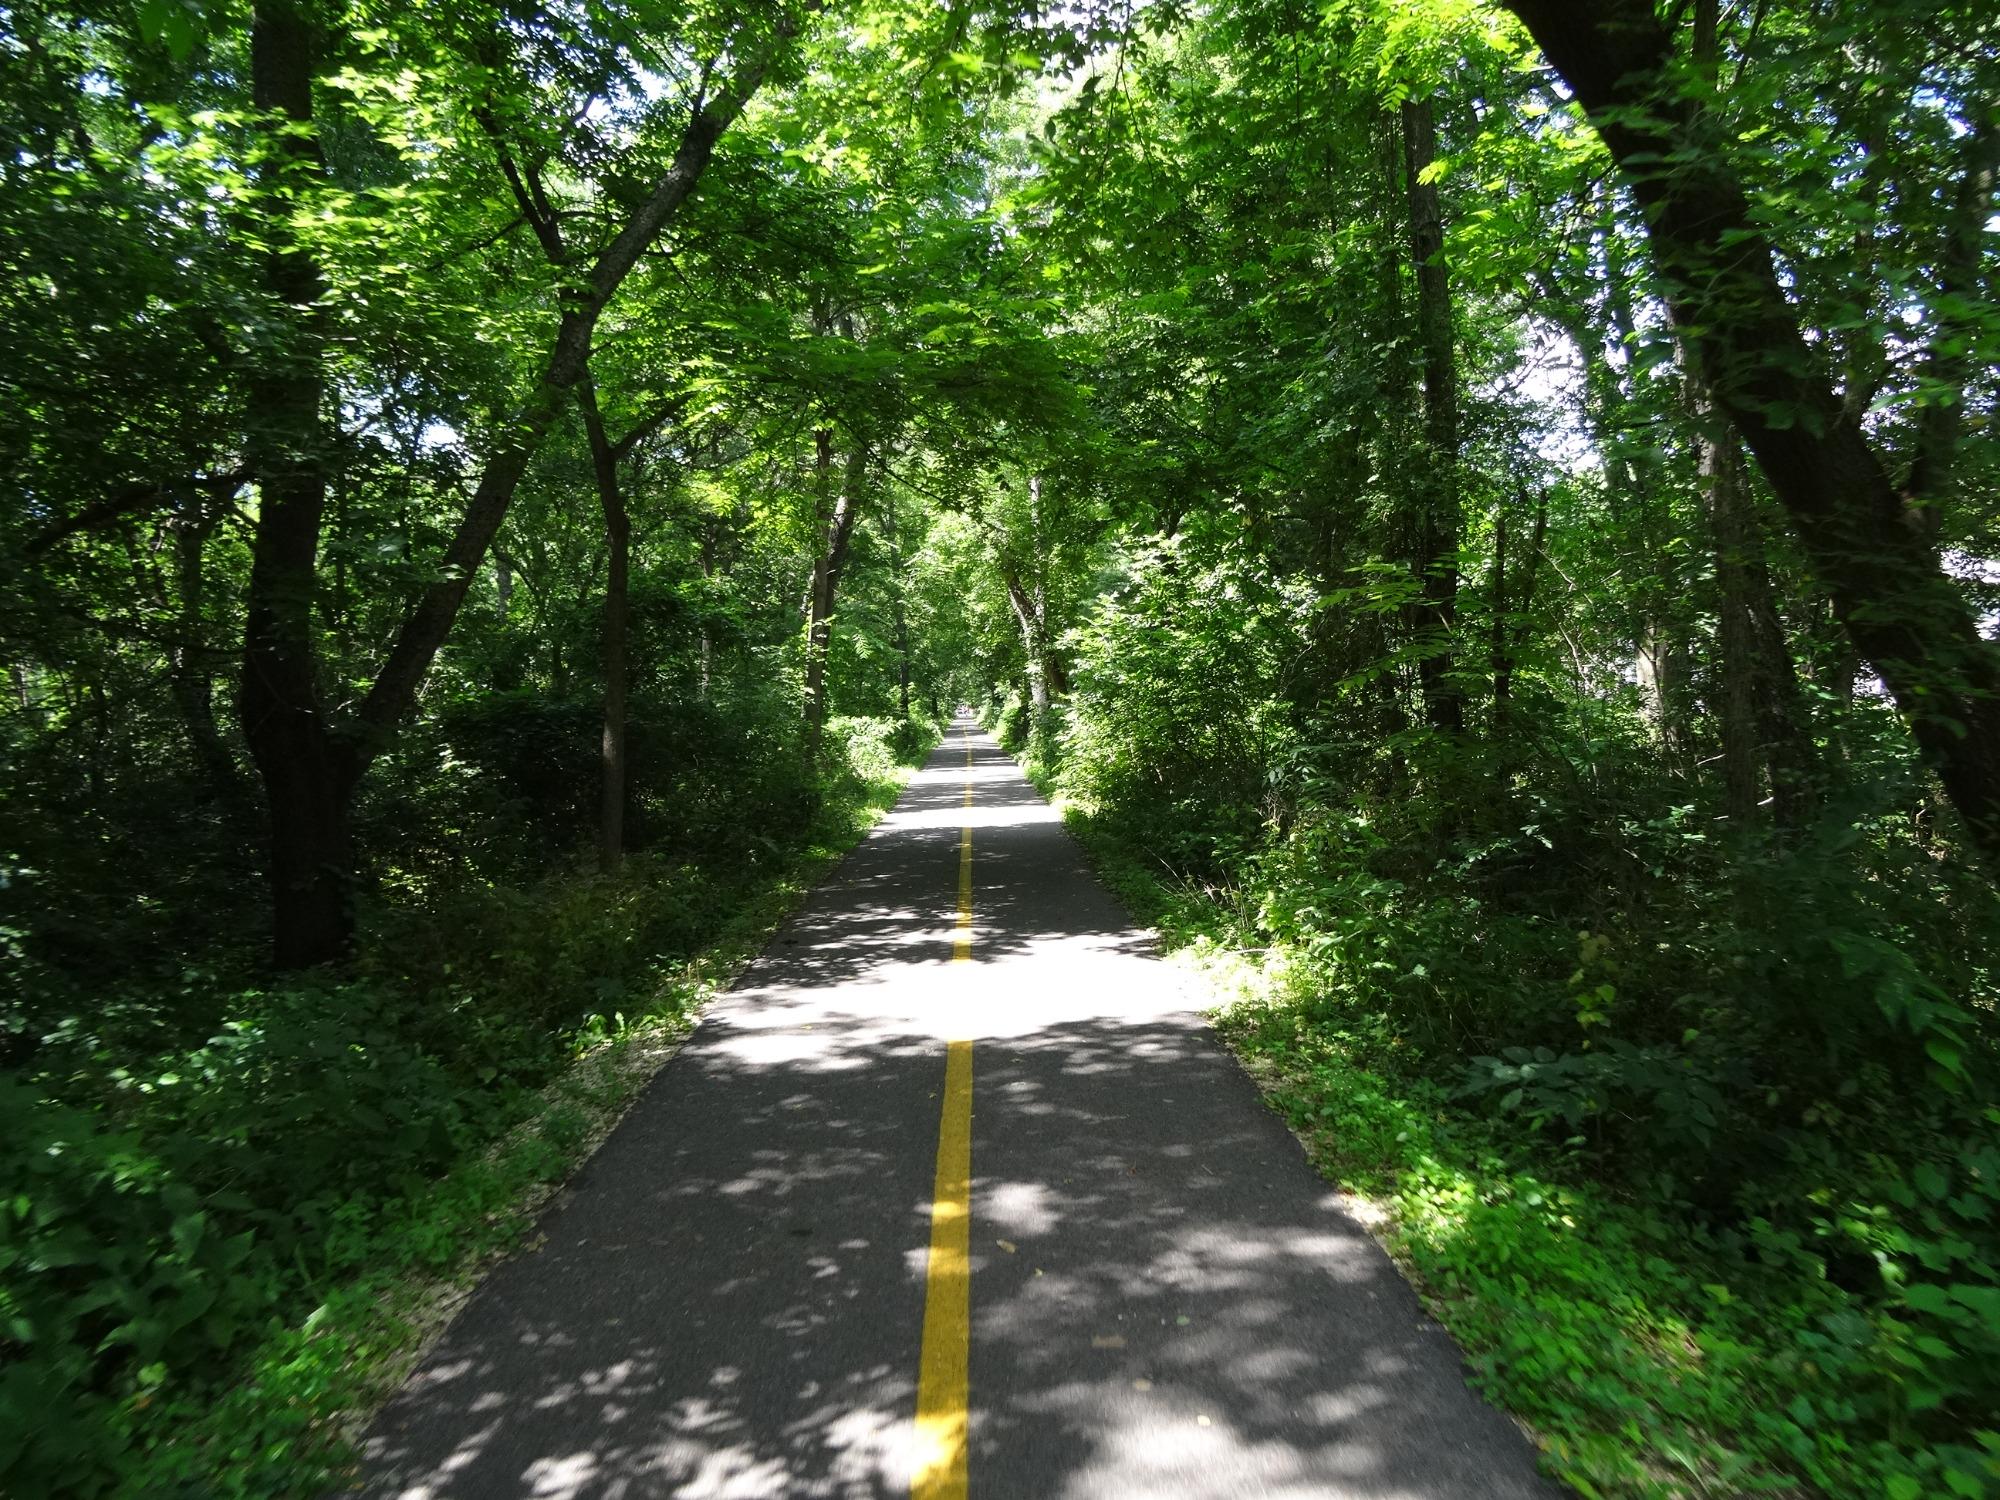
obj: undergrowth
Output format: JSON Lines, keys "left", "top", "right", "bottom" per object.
{"left": 0, "top": 713, "right": 936, "bottom": 1500}
{"left": 1024, "top": 745, "right": 2000, "bottom": 1500}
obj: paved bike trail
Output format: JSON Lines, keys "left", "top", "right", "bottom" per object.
{"left": 355, "top": 715, "right": 1560, "bottom": 1498}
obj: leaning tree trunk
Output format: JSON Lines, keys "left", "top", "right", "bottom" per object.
{"left": 1506, "top": 0, "right": 2000, "bottom": 872}
{"left": 1004, "top": 572, "right": 1049, "bottom": 713}
{"left": 1743, "top": 536, "right": 1816, "bottom": 828}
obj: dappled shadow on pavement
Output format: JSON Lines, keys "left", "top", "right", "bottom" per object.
{"left": 354, "top": 722, "right": 1560, "bottom": 1499}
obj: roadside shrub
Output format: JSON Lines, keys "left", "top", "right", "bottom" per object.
{"left": 988, "top": 687, "right": 1030, "bottom": 752}
{"left": 358, "top": 861, "right": 722, "bottom": 1084}
{"left": 0, "top": 973, "right": 492, "bottom": 1499}
{"left": 0, "top": 1077, "right": 272, "bottom": 1498}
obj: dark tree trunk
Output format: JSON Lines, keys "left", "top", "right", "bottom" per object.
{"left": 579, "top": 377, "right": 629, "bottom": 872}
{"left": 343, "top": 49, "right": 773, "bottom": 751}
{"left": 1695, "top": 387, "right": 1763, "bottom": 826}
{"left": 230, "top": 25, "right": 782, "bottom": 965}
{"left": 1902, "top": 111, "right": 2000, "bottom": 524}
{"left": 169, "top": 501, "right": 242, "bottom": 797}
{"left": 240, "top": 0, "right": 355, "bottom": 968}
{"left": 1491, "top": 487, "right": 1547, "bottom": 731}
{"left": 1489, "top": 507, "right": 1510, "bottom": 728}
{"left": 1744, "top": 542, "right": 1816, "bottom": 828}
{"left": 1402, "top": 94, "right": 1462, "bottom": 736}
{"left": 699, "top": 517, "right": 718, "bottom": 702}
{"left": 1506, "top": 0, "right": 2000, "bottom": 871}
{"left": 1682, "top": 0, "right": 1816, "bottom": 833}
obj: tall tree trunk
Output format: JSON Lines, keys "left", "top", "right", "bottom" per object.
{"left": 1402, "top": 94, "right": 1462, "bottom": 736}
{"left": 884, "top": 488, "right": 912, "bottom": 720}
{"left": 1506, "top": 0, "right": 2000, "bottom": 872}
{"left": 1694, "top": 384, "right": 1763, "bottom": 826}
{"left": 804, "top": 432, "right": 865, "bottom": 769}
{"left": 1005, "top": 571, "right": 1049, "bottom": 712}
{"left": 1745, "top": 541, "right": 1816, "bottom": 828}
{"left": 1026, "top": 475, "right": 1069, "bottom": 700}
{"left": 168, "top": 501, "right": 241, "bottom": 797}
{"left": 231, "top": 29, "right": 783, "bottom": 965}
{"left": 239, "top": 0, "right": 354, "bottom": 968}
{"left": 578, "top": 376, "right": 629, "bottom": 873}
{"left": 1489, "top": 505, "right": 1507, "bottom": 726}
{"left": 698, "top": 505, "right": 719, "bottom": 702}
{"left": 1491, "top": 485, "right": 1548, "bottom": 723}
{"left": 1902, "top": 110, "right": 2000, "bottom": 524}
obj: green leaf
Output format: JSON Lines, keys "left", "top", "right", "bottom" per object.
{"left": 1927, "top": 1038, "right": 1965, "bottom": 1075}
{"left": 139, "top": 0, "right": 198, "bottom": 60}
{"left": 1903, "top": 1283, "right": 1952, "bottom": 1315}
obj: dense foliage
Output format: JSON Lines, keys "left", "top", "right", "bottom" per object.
{"left": 4, "top": 0, "right": 1997, "bottom": 1493}
{"left": 967, "top": 0, "right": 2000, "bottom": 1493}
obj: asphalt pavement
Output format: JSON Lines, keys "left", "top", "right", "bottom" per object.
{"left": 354, "top": 714, "right": 1562, "bottom": 1498}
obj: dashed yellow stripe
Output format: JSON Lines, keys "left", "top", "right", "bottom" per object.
{"left": 914, "top": 726, "right": 976, "bottom": 1499}
{"left": 911, "top": 1038, "right": 972, "bottom": 1500}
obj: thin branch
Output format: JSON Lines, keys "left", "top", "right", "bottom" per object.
{"left": 27, "top": 470, "right": 250, "bottom": 555}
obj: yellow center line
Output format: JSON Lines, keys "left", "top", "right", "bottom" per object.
{"left": 912, "top": 1038, "right": 972, "bottom": 1499}
{"left": 914, "top": 725, "right": 976, "bottom": 1500}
